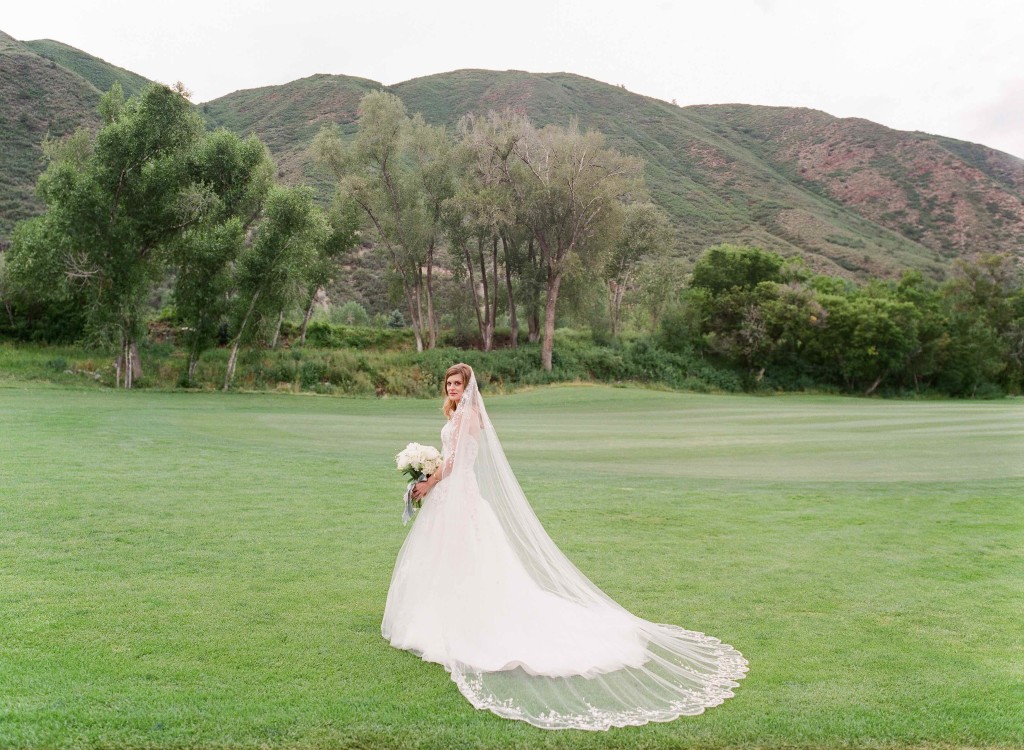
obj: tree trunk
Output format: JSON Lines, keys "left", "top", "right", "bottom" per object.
{"left": 115, "top": 336, "right": 142, "bottom": 389}
{"left": 502, "top": 236, "right": 518, "bottom": 348}
{"left": 404, "top": 280, "right": 424, "bottom": 353}
{"left": 865, "top": 374, "right": 884, "bottom": 396}
{"left": 541, "top": 272, "right": 562, "bottom": 372}
{"left": 526, "top": 239, "right": 541, "bottom": 344}
{"left": 528, "top": 311, "right": 540, "bottom": 343}
{"left": 487, "top": 237, "right": 499, "bottom": 351}
{"left": 479, "top": 239, "right": 493, "bottom": 351}
{"left": 187, "top": 356, "right": 199, "bottom": 383}
{"left": 270, "top": 310, "right": 284, "bottom": 349}
{"left": 609, "top": 273, "right": 629, "bottom": 338}
{"left": 224, "top": 290, "right": 261, "bottom": 390}
{"left": 299, "top": 287, "right": 318, "bottom": 345}
{"left": 413, "top": 271, "right": 426, "bottom": 351}
{"left": 387, "top": 247, "right": 423, "bottom": 353}
{"left": 224, "top": 340, "right": 242, "bottom": 390}
{"left": 608, "top": 280, "right": 619, "bottom": 338}
{"left": 465, "top": 241, "right": 484, "bottom": 341}
{"left": 425, "top": 243, "right": 437, "bottom": 349}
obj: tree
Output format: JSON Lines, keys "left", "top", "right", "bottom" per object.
{"left": 456, "top": 111, "right": 537, "bottom": 348}
{"left": 315, "top": 92, "right": 451, "bottom": 351}
{"left": 806, "top": 290, "right": 921, "bottom": 394}
{"left": 637, "top": 256, "right": 690, "bottom": 333}
{"left": 892, "top": 271, "right": 947, "bottom": 391}
{"left": 172, "top": 129, "right": 274, "bottom": 381}
{"left": 444, "top": 151, "right": 507, "bottom": 351}
{"left": 604, "top": 202, "right": 672, "bottom": 337}
{"left": 937, "top": 254, "right": 1022, "bottom": 395}
{"left": 8, "top": 83, "right": 211, "bottom": 386}
{"left": 3, "top": 211, "right": 89, "bottom": 341}
{"left": 690, "top": 244, "right": 784, "bottom": 295}
{"left": 0, "top": 251, "right": 13, "bottom": 331}
{"left": 297, "top": 197, "right": 361, "bottom": 345}
{"left": 223, "top": 186, "right": 328, "bottom": 389}
{"left": 503, "top": 118, "right": 643, "bottom": 370}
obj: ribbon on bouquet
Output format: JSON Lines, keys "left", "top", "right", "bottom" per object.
{"left": 402, "top": 473, "right": 426, "bottom": 526}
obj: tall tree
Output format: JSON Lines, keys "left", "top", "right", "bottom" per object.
{"left": 462, "top": 112, "right": 643, "bottom": 369}
{"left": 3, "top": 204, "right": 90, "bottom": 341}
{"left": 407, "top": 114, "right": 455, "bottom": 348}
{"left": 604, "top": 202, "right": 672, "bottom": 337}
{"left": 456, "top": 111, "right": 533, "bottom": 348}
{"left": 444, "top": 154, "right": 508, "bottom": 350}
{"left": 223, "top": 186, "right": 328, "bottom": 389}
{"left": 7, "top": 83, "right": 211, "bottom": 387}
{"left": 0, "top": 252, "right": 11, "bottom": 329}
{"left": 172, "top": 130, "right": 274, "bottom": 382}
{"left": 315, "top": 92, "right": 450, "bottom": 351}
{"left": 507, "top": 119, "right": 643, "bottom": 370}
{"left": 939, "top": 253, "right": 1023, "bottom": 395}
{"left": 294, "top": 197, "right": 361, "bottom": 345}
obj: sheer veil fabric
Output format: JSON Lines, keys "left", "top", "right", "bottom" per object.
{"left": 381, "top": 373, "right": 747, "bottom": 730}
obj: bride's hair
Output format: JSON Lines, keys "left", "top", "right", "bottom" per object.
{"left": 442, "top": 363, "right": 474, "bottom": 418}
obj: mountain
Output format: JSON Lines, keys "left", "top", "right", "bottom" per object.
{"left": 24, "top": 38, "right": 152, "bottom": 98}
{"left": 0, "top": 31, "right": 99, "bottom": 241}
{"left": 204, "top": 69, "right": 1024, "bottom": 278}
{"left": 683, "top": 104, "right": 1024, "bottom": 264}
{"left": 0, "top": 31, "right": 154, "bottom": 242}
{"left": 200, "top": 73, "right": 380, "bottom": 192}
{"left": 2, "top": 30, "right": 1022, "bottom": 278}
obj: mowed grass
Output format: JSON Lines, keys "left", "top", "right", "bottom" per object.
{"left": 1, "top": 383, "right": 1021, "bottom": 750}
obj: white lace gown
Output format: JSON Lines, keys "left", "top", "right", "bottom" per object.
{"left": 382, "top": 398, "right": 747, "bottom": 730}
{"left": 384, "top": 421, "right": 646, "bottom": 676}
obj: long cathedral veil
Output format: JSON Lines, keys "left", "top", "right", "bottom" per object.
{"left": 441, "top": 371, "right": 747, "bottom": 730}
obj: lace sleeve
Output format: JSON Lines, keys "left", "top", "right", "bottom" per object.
{"left": 437, "top": 381, "right": 482, "bottom": 481}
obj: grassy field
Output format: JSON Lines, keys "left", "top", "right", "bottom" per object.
{"left": 1, "top": 383, "right": 1021, "bottom": 749}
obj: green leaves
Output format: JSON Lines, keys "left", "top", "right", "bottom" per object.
{"left": 691, "top": 244, "right": 784, "bottom": 294}
{"left": 316, "top": 91, "right": 453, "bottom": 351}
{"left": 222, "top": 186, "right": 331, "bottom": 388}
{"left": 11, "top": 84, "right": 206, "bottom": 365}
{"left": 675, "top": 245, "right": 1024, "bottom": 395}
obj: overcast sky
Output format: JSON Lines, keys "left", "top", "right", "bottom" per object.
{"left": 5, "top": 0, "right": 1023, "bottom": 159}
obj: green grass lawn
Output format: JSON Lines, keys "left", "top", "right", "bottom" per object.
{"left": 1, "top": 383, "right": 1021, "bottom": 749}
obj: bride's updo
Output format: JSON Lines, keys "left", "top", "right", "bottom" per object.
{"left": 442, "top": 363, "right": 474, "bottom": 418}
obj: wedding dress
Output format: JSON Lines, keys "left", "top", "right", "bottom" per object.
{"left": 381, "top": 373, "right": 747, "bottom": 730}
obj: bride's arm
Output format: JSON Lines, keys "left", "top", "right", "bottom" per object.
{"left": 413, "top": 402, "right": 481, "bottom": 497}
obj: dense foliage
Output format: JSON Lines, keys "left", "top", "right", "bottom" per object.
{"left": 2, "top": 85, "right": 1022, "bottom": 397}
{"left": 660, "top": 246, "right": 1024, "bottom": 396}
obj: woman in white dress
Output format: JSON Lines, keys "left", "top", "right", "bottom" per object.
{"left": 382, "top": 363, "right": 747, "bottom": 730}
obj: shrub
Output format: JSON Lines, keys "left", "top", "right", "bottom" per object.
{"left": 330, "top": 301, "right": 370, "bottom": 327}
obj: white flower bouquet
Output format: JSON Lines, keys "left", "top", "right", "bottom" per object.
{"left": 396, "top": 442, "right": 442, "bottom": 524}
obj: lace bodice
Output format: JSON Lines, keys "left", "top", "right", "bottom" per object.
{"left": 441, "top": 418, "right": 456, "bottom": 459}
{"left": 441, "top": 417, "right": 477, "bottom": 474}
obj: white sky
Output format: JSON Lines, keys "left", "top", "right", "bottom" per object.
{"left": 4, "top": 0, "right": 1024, "bottom": 159}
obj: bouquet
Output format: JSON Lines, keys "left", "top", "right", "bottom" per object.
{"left": 396, "top": 442, "right": 442, "bottom": 525}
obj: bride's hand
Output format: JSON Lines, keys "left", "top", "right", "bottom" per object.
{"left": 412, "top": 481, "right": 430, "bottom": 500}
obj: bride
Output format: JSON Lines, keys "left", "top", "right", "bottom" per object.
{"left": 382, "top": 363, "right": 747, "bottom": 730}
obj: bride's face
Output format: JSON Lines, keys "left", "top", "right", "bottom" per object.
{"left": 446, "top": 373, "right": 466, "bottom": 403}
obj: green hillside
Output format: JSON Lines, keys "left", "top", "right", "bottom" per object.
{"left": 24, "top": 39, "right": 152, "bottom": 98}
{"left": 2, "top": 31, "right": 1022, "bottom": 277}
{"left": 684, "top": 104, "right": 1024, "bottom": 263}
{"left": 205, "top": 68, "right": 1024, "bottom": 278}
{"left": 393, "top": 71, "right": 947, "bottom": 276}
{"left": 0, "top": 31, "right": 101, "bottom": 240}
{"left": 201, "top": 73, "right": 382, "bottom": 190}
